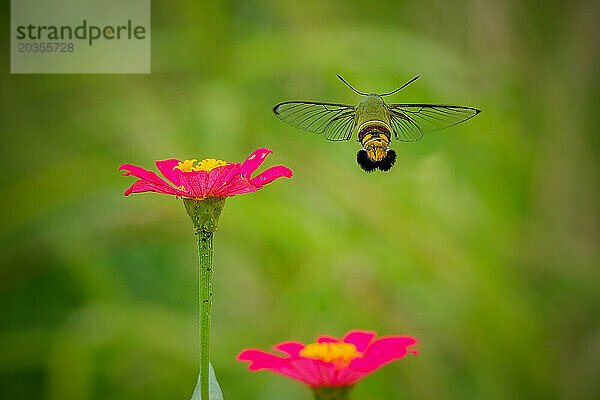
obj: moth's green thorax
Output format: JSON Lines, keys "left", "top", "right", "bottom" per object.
{"left": 354, "top": 94, "right": 393, "bottom": 137}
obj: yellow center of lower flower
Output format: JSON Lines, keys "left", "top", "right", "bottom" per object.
{"left": 300, "top": 342, "right": 360, "bottom": 367}
{"left": 174, "top": 158, "right": 228, "bottom": 173}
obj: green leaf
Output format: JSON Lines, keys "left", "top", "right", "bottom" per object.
{"left": 190, "top": 362, "right": 224, "bottom": 400}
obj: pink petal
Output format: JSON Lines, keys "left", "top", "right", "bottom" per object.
{"left": 124, "top": 180, "right": 181, "bottom": 196}
{"left": 317, "top": 335, "right": 340, "bottom": 343}
{"left": 273, "top": 341, "right": 305, "bottom": 357}
{"left": 237, "top": 350, "right": 305, "bottom": 383}
{"left": 177, "top": 171, "right": 209, "bottom": 198}
{"left": 287, "top": 358, "right": 328, "bottom": 386}
{"left": 214, "top": 174, "right": 259, "bottom": 197}
{"left": 349, "top": 336, "right": 418, "bottom": 373}
{"left": 332, "top": 367, "right": 366, "bottom": 386}
{"left": 119, "top": 164, "right": 173, "bottom": 187}
{"left": 239, "top": 148, "right": 272, "bottom": 179}
{"left": 316, "top": 362, "right": 337, "bottom": 385}
{"left": 250, "top": 166, "right": 293, "bottom": 186}
{"left": 155, "top": 159, "right": 182, "bottom": 187}
{"left": 206, "top": 164, "right": 239, "bottom": 194}
{"left": 343, "top": 330, "right": 376, "bottom": 352}
{"left": 219, "top": 184, "right": 260, "bottom": 196}
{"left": 238, "top": 349, "right": 288, "bottom": 371}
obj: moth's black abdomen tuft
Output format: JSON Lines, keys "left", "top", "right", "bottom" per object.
{"left": 378, "top": 149, "right": 396, "bottom": 171}
{"left": 357, "top": 150, "right": 378, "bottom": 172}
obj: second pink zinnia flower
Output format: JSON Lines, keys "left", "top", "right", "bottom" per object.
{"left": 238, "top": 330, "right": 418, "bottom": 391}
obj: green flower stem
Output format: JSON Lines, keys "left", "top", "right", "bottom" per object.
{"left": 184, "top": 197, "right": 226, "bottom": 400}
{"left": 312, "top": 386, "right": 353, "bottom": 400}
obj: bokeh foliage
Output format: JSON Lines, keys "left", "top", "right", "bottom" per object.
{"left": 1, "top": 1, "right": 599, "bottom": 399}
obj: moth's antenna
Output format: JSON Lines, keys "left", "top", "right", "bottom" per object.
{"left": 336, "top": 74, "right": 368, "bottom": 96}
{"left": 380, "top": 75, "right": 420, "bottom": 97}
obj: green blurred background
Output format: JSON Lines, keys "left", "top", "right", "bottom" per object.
{"left": 1, "top": 0, "right": 599, "bottom": 399}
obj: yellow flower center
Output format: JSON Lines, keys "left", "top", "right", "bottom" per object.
{"left": 174, "top": 158, "right": 228, "bottom": 173}
{"left": 300, "top": 342, "right": 360, "bottom": 368}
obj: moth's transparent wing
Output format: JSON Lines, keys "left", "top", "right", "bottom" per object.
{"left": 387, "top": 104, "right": 481, "bottom": 142}
{"left": 273, "top": 101, "right": 357, "bottom": 141}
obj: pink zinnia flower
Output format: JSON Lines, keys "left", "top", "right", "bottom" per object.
{"left": 237, "top": 330, "right": 418, "bottom": 389}
{"left": 119, "top": 148, "right": 292, "bottom": 198}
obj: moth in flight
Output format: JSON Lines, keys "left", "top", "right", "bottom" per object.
{"left": 273, "top": 75, "right": 481, "bottom": 172}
